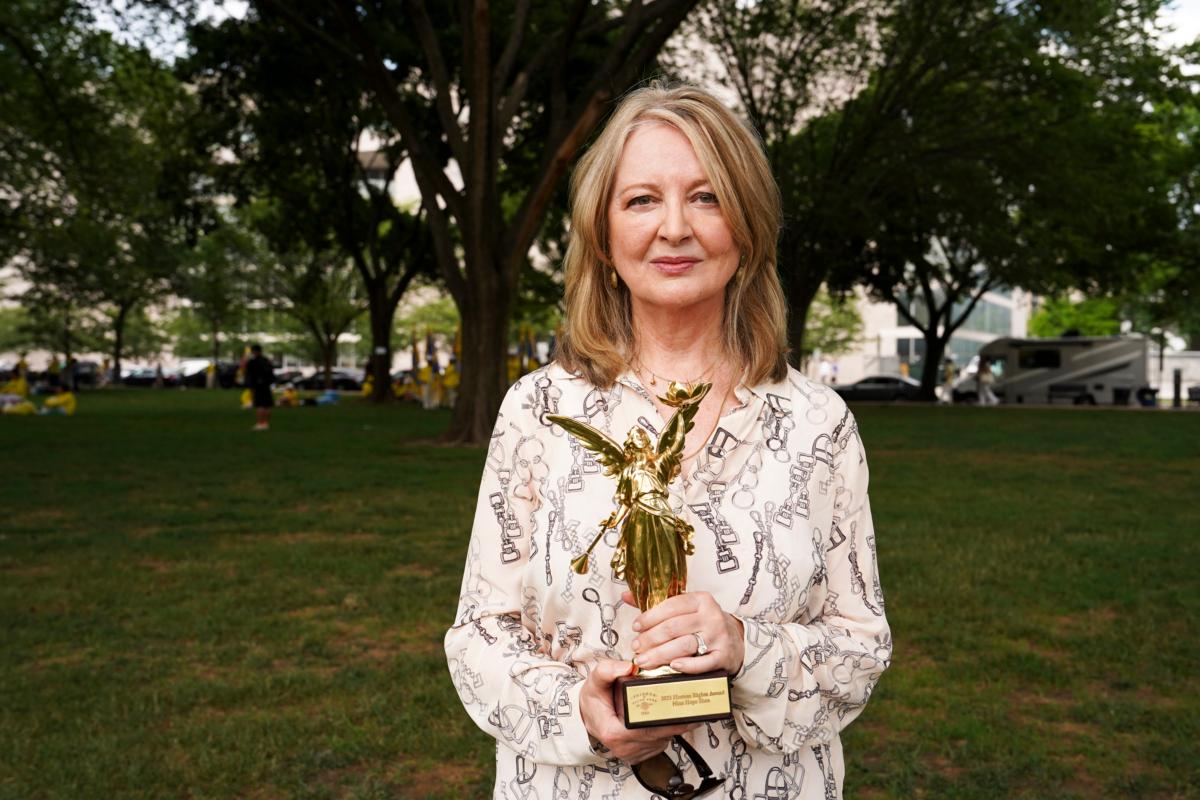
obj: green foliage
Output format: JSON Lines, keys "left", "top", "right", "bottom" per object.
{"left": 183, "top": 17, "right": 432, "bottom": 394}
{"left": 798, "top": 289, "right": 864, "bottom": 363}
{"left": 173, "top": 218, "right": 263, "bottom": 358}
{"left": 0, "top": 306, "right": 33, "bottom": 353}
{"left": 1, "top": 1, "right": 199, "bottom": 369}
{"left": 394, "top": 295, "right": 460, "bottom": 346}
{"left": 1029, "top": 297, "right": 1122, "bottom": 338}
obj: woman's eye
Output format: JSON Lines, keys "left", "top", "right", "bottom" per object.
{"left": 628, "top": 195, "right": 654, "bottom": 207}
{"left": 694, "top": 192, "right": 718, "bottom": 205}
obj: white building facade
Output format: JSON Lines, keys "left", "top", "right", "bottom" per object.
{"left": 819, "top": 286, "right": 1034, "bottom": 385}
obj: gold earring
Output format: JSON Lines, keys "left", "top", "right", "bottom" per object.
{"left": 609, "top": 268, "right": 618, "bottom": 289}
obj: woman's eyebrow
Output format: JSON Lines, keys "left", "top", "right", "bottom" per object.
{"left": 615, "top": 178, "right": 713, "bottom": 194}
{"left": 615, "top": 182, "right": 660, "bottom": 194}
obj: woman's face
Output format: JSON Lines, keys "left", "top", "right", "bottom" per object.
{"left": 606, "top": 123, "right": 739, "bottom": 315}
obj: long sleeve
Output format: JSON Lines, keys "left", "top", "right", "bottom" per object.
{"left": 444, "top": 384, "right": 606, "bottom": 767}
{"left": 729, "top": 409, "right": 891, "bottom": 753}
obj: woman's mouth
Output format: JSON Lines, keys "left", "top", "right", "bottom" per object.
{"left": 650, "top": 257, "right": 700, "bottom": 275}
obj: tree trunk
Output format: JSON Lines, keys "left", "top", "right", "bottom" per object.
{"left": 211, "top": 319, "right": 221, "bottom": 363}
{"left": 443, "top": 284, "right": 510, "bottom": 444}
{"left": 918, "top": 327, "right": 947, "bottom": 402}
{"left": 784, "top": 271, "right": 822, "bottom": 368}
{"left": 366, "top": 281, "right": 395, "bottom": 403}
{"left": 322, "top": 336, "right": 336, "bottom": 391}
{"left": 112, "top": 304, "right": 129, "bottom": 387}
{"left": 61, "top": 317, "right": 72, "bottom": 365}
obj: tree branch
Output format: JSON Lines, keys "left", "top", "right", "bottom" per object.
{"left": 503, "top": 0, "right": 698, "bottom": 277}
{"left": 494, "top": 0, "right": 532, "bottom": 98}
{"left": 404, "top": 0, "right": 467, "bottom": 165}
{"left": 327, "top": 0, "right": 465, "bottom": 224}
{"left": 945, "top": 274, "right": 998, "bottom": 337}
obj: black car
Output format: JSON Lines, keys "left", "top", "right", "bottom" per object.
{"left": 274, "top": 369, "right": 305, "bottom": 387}
{"left": 833, "top": 374, "right": 923, "bottom": 402}
{"left": 178, "top": 361, "right": 240, "bottom": 389}
{"left": 295, "top": 369, "right": 362, "bottom": 391}
{"left": 123, "top": 367, "right": 180, "bottom": 387}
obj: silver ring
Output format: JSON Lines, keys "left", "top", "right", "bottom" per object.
{"left": 694, "top": 632, "right": 709, "bottom": 656}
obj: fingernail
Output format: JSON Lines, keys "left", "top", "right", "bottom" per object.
{"left": 670, "top": 661, "right": 681, "bottom": 670}
{"left": 632, "top": 621, "right": 642, "bottom": 632}
{"left": 632, "top": 638, "right": 641, "bottom": 651}
{"left": 633, "top": 655, "right": 643, "bottom": 666}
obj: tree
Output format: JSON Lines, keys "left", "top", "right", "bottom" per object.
{"left": 1029, "top": 297, "right": 1121, "bottom": 338}
{"left": 185, "top": 15, "right": 431, "bottom": 402}
{"left": 796, "top": 288, "right": 863, "bottom": 368}
{"left": 667, "top": 0, "right": 881, "bottom": 359}
{"left": 2, "top": 4, "right": 195, "bottom": 378}
{"left": 267, "top": 248, "right": 365, "bottom": 390}
{"left": 245, "top": 0, "right": 699, "bottom": 441}
{"left": 854, "top": 1, "right": 1188, "bottom": 398}
{"left": 682, "top": 0, "right": 1191, "bottom": 398}
{"left": 174, "top": 220, "right": 257, "bottom": 363}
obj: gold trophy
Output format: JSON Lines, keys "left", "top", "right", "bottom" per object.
{"left": 547, "top": 382, "right": 733, "bottom": 729}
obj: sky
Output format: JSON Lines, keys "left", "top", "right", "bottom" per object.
{"left": 102, "top": 0, "right": 1199, "bottom": 61}
{"left": 1161, "top": 0, "right": 1200, "bottom": 47}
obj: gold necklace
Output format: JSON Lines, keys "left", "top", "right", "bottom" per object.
{"left": 679, "top": 378, "right": 733, "bottom": 463}
{"left": 635, "top": 356, "right": 717, "bottom": 388}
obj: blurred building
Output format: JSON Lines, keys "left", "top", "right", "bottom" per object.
{"left": 822, "top": 286, "right": 1034, "bottom": 384}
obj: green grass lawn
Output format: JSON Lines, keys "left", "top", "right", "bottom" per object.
{"left": 2, "top": 390, "right": 1197, "bottom": 799}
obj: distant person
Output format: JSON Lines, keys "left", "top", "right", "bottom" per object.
{"left": 1, "top": 370, "right": 29, "bottom": 398}
{"left": 442, "top": 360, "right": 459, "bottom": 408}
{"left": 47, "top": 358, "right": 61, "bottom": 388}
{"left": 977, "top": 358, "right": 999, "bottom": 406}
{"left": 65, "top": 357, "right": 79, "bottom": 391}
{"left": 245, "top": 344, "right": 275, "bottom": 431}
{"left": 17, "top": 353, "right": 29, "bottom": 378}
{"left": 415, "top": 362, "right": 437, "bottom": 409}
{"left": 41, "top": 385, "right": 76, "bottom": 415}
{"left": 100, "top": 358, "right": 111, "bottom": 388}
{"left": 938, "top": 356, "right": 957, "bottom": 404}
{"left": 236, "top": 347, "right": 250, "bottom": 386}
{"left": 818, "top": 357, "right": 832, "bottom": 384}
{"left": 153, "top": 363, "right": 164, "bottom": 389}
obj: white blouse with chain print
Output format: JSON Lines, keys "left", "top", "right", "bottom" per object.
{"left": 445, "top": 362, "right": 891, "bottom": 800}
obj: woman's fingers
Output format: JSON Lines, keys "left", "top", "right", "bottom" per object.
{"left": 628, "top": 591, "right": 745, "bottom": 674}
{"left": 581, "top": 657, "right": 704, "bottom": 762}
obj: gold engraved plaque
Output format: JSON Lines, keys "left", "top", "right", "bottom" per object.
{"left": 615, "top": 672, "right": 733, "bottom": 728}
{"left": 547, "top": 381, "right": 734, "bottom": 728}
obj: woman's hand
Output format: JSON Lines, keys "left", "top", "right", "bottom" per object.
{"left": 626, "top": 590, "right": 745, "bottom": 676}
{"left": 579, "top": 658, "right": 699, "bottom": 764}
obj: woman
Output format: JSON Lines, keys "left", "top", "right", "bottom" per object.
{"left": 445, "top": 83, "right": 890, "bottom": 799}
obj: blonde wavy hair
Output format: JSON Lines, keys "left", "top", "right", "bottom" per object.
{"left": 555, "top": 82, "right": 788, "bottom": 388}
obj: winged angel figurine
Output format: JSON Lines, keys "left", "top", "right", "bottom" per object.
{"left": 546, "top": 382, "right": 710, "bottom": 611}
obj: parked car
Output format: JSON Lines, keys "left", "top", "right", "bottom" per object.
{"left": 833, "top": 374, "right": 923, "bottom": 402}
{"left": 176, "top": 359, "right": 240, "bottom": 388}
{"left": 122, "top": 367, "right": 179, "bottom": 387}
{"left": 295, "top": 368, "right": 362, "bottom": 391}
{"left": 274, "top": 368, "right": 305, "bottom": 387}
{"left": 69, "top": 360, "right": 101, "bottom": 388}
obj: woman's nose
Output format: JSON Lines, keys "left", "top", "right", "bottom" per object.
{"left": 658, "top": 198, "right": 692, "bottom": 243}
